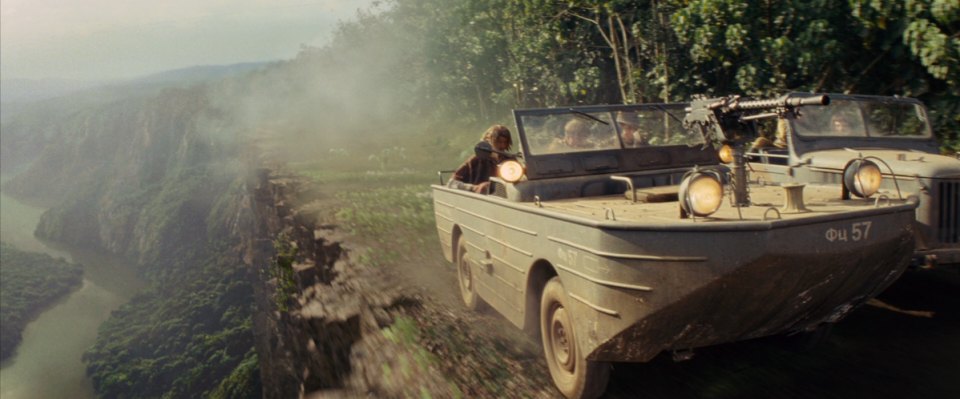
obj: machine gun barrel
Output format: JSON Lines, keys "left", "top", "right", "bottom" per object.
{"left": 710, "top": 94, "right": 830, "bottom": 111}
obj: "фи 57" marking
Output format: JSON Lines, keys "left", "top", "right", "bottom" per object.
{"left": 825, "top": 221, "right": 872, "bottom": 242}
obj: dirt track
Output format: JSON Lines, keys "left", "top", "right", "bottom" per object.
{"left": 410, "top": 258, "right": 960, "bottom": 399}
{"left": 604, "top": 268, "right": 960, "bottom": 399}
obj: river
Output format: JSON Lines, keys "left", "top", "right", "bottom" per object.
{"left": 0, "top": 178, "right": 145, "bottom": 399}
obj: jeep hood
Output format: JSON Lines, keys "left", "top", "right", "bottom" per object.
{"left": 801, "top": 149, "right": 960, "bottom": 179}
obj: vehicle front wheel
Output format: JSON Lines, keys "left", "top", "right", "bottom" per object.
{"left": 456, "top": 237, "right": 481, "bottom": 310}
{"left": 540, "top": 277, "right": 610, "bottom": 399}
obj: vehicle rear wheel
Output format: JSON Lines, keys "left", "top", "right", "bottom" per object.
{"left": 540, "top": 277, "right": 610, "bottom": 399}
{"left": 456, "top": 237, "right": 481, "bottom": 310}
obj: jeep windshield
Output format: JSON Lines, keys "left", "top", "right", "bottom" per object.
{"left": 792, "top": 95, "right": 932, "bottom": 139}
{"left": 518, "top": 105, "right": 701, "bottom": 155}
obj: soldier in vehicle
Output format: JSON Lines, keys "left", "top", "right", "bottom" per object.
{"left": 831, "top": 112, "right": 855, "bottom": 135}
{"left": 751, "top": 119, "right": 788, "bottom": 150}
{"left": 447, "top": 124, "right": 513, "bottom": 193}
{"left": 617, "top": 111, "right": 647, "bottom": 148}
{"left": 548, "top": 119, "right": 594, "bottom": 152}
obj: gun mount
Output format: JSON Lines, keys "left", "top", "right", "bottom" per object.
{"left": 684, "top": 94, "right": 831, "bottom": 206}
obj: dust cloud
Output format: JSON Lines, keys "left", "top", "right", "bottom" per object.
{"left": 198, "top": 8, "right": 488, "bottom": 171}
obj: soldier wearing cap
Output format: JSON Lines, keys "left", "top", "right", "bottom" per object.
{"left": 617, "top": 111, "right": 646, "bottom": 147}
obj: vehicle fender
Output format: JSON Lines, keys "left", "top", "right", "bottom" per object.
{"left": 523, "top": 259, "right": 558, "bottom": 336}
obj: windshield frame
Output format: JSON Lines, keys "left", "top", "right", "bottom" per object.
{"left": 512, "top": 103, "right": 717, "bottom": 181}
{"left": 514, "top": 104, "right": 700, "bottom": 157}
{"left": 790, "top": 93, "right": 933, "bottom": 140}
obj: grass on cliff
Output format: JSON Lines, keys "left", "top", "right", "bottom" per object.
{"left": 290, "top": 143, "right": 453, "bottom": 268}
{"left": 287, "top": 121, "right": 490, "bottom": 261}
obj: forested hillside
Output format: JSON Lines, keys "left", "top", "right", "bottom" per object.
{"left": 0, "top": 1, "right": 956, "bottom": 398}
{"left": 0, "top": 242, "right": 83, "bottom": 361}
{"left": 3, "top": 80, "right": 260, "bottom": 396}
{"left": 82, "top": 241, "right": 259, "bottom": 399}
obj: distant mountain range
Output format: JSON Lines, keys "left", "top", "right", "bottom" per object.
{"left": 128, "top": 62, "right": 273, "bottom": 86}
{"left": 0, "top": 78, "right": 105, "bottom": 104}
{"left": 1, "top": 61, "right": 273, "bottom": 104}
{"left": 0, "top": 61, "right": 276, "bottom": 172}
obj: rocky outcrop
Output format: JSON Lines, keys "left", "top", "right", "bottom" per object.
{"left": 244, "top": 168, "right": 455, "bottom": 398}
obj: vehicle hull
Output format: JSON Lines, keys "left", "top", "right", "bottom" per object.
{"left": 587, "top": 221, "right": 913, "bottom": 361}
{"left": 749, "top": 156, "right": 959, "bottom": 266}
{"left": 433, "top": 185, "right": 916, "bottom": 363}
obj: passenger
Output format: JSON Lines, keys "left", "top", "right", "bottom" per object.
{"left": 830, "top": 113, "right": 854, "bottom": 135}
{"left": 751, "top": 119, "right": 788, "bottom": 150}
{"left": 617, "top": 111, "right": 647, "bottom": 147}
{"left": 447, "top": 124, "right": 513, "bottom": 194}
{"left": 548, "top": 119, "right": 594, "bottom": 152}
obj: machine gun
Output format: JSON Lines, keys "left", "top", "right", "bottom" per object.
{"left": 474, "top": 140, "right": 520, "bottom": 160}
{"left": 683, "top": 94, "right": 830, "bottom": 206}
{"left": 684, "top": 94, "right": 830, "bottom": 144}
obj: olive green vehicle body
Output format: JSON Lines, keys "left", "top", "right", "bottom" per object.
{"left": 432, "top": 104, "right": 919, "bottom": 364}
{"left": 746, "top": 93, "right": 960, "bottom": 265}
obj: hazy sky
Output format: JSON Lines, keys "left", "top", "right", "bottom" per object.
{"left": 0, "top": 0, "right": 379, "bottom": 81}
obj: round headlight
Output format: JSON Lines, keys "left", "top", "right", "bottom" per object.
{"left": 680, "top": 172, "right": 724, "bottom": 217}
{"left": 498, "top": 160, "right": 525, "bottom": 183}
{"left": 843, "top": 159, "right": 882, "bottom": 198}
{"left": 718, "top": 144, "right": 734, "bottom": 164}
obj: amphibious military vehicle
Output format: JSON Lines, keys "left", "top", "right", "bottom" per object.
{"left": 432, "top": 98, "right": 918, "bottom": 399}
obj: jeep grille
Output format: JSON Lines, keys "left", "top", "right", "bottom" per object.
{"left": 938, "top": 181, "right": 959, "bottom": 244}
{"left": 492, "top": 181, "right": 507, "bottom": 198}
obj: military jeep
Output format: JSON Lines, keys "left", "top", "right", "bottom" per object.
{"left": 743, "top": 93, "right": 960, "bottom": 266}
{"left": 431, "top": 101, "right": 918, "bottom": 399}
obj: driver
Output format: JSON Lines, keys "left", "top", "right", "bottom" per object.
{"left": 447, "top": 124, "right": 513, "bottom": 193}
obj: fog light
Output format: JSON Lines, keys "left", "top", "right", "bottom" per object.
{"left": 680, "top": 170, "right": 724, "bottom": 217}
{"left": 843, "top": 159, "right": 882, "bottom": 198}
{"left": 498, "top": 160, "right": 525, "bottom": 183}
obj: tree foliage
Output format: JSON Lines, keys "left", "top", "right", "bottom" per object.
{"left": 82, "top": 245, "right": 259, "bottom": 399}
{"left": 0, "top": 242, "right": 83, "bottom": 361}
{"left": 306, "top": 0, "right": 957, "bottom": 151}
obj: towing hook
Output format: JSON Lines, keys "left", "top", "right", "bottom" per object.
{"left": 907, "top": 254, "right": 938, "bottom": 270}
{"left": 671, "top": 349, "right": 695, "bottom": 362}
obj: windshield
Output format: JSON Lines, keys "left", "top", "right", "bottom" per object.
{"left": 521, "top": 107, "right": 700, "bottom": 155}
{"left": 793, "top": 98, "right": 932, "bottom": 138}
